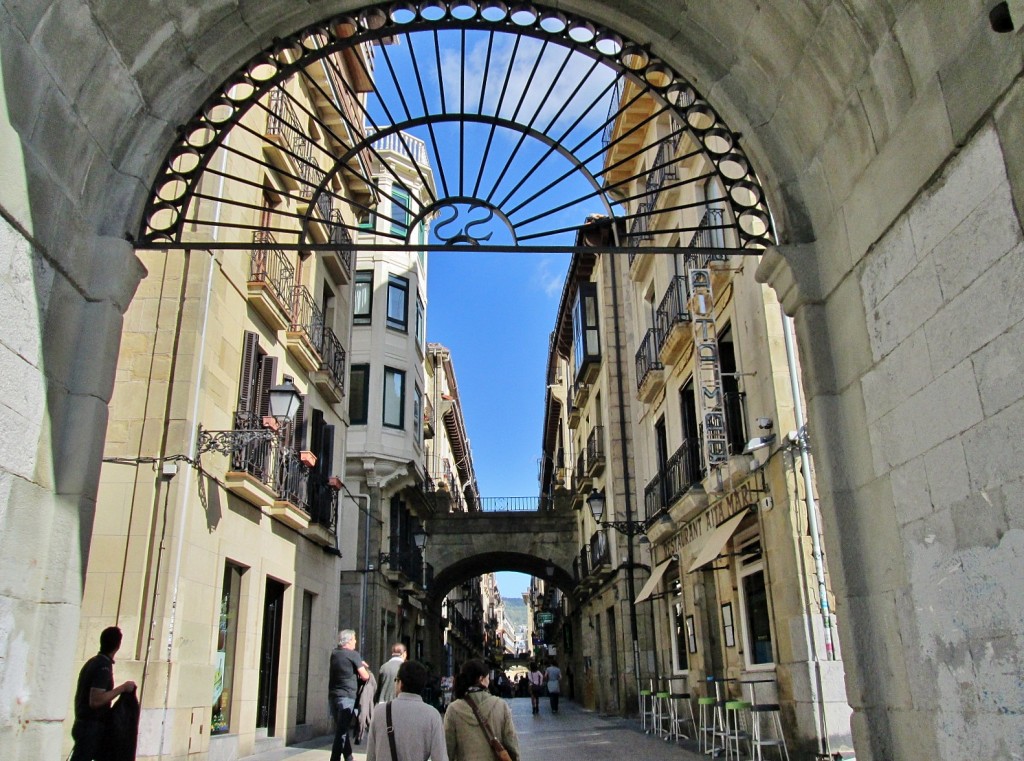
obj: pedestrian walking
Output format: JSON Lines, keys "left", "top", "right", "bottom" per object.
{"left": 364, "top": 660, "right": 448, "bottom": 761}
{"left": 444, "top": 659, "right": 520, "bottom": 761}
{"left": 544, "top": 658, "right": 562, "bottom": 714}
{"left": 69, "top": 626, "right": 137, "bottom": 761}
{"left": 374, "top": 642, "right": 408, "bottom": 704}
{"left": 329, "top": 629, "right": 371, "bottom": 761}
{"left": 527, "top": 662, "right": 544, "bottom": 715}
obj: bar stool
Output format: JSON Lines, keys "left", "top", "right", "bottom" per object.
{"left": 668, "top": 689, "right": 695, "bottom": 741}
{"left": 749, "top": 703, "right": 790, "bottom": 761}
{"left": 653, "top": 688, "right": 673, "bottom": 738}
{"left": 697, "top": 696, "right": 718, "bottom": 754}
{"left": 724, "top": 700, "right": 751, "bottom": 760}
{"left": 639, "top": 680, "right": 655, "bottom": 734}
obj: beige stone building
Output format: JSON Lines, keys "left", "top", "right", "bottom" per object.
{"left": 72, "top": 36, "right": 376, "bottom": 761}
{"left": 340, "top": 131, "right": 438, "bottom": 670}
{"left": 543, "top": 209, "right": 853, "bottom": 757}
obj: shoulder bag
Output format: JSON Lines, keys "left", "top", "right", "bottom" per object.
{"left": 466, "top": 695, "right": 513, "bottom": 761}
{"left": 386, "top": 702, "right": 400, "bottom": 761}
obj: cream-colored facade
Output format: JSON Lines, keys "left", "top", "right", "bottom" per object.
{"left": 72, "top": 38, "right": 376, "bottom": 761}
{"left": 341, "top": 132, "right": 438, "bottom": 670}
{"left": 541, "top": 82, "right": 855, "bottom": 755}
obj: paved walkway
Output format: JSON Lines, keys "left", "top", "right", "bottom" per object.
{"left": 240, "top": 697, "right": 706, "bottom": 761}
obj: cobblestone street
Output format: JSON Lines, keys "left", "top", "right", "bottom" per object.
{"left": 241, "top": 697, "right": 706, "bottom": 761}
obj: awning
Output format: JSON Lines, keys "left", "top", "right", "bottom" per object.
{"left": 634, "top": 559, "right": 674, "bottom": 604}
{"left": 687, "top": 511, "right": 748, "bottom": 573}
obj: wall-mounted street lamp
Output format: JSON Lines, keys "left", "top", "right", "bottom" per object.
{"left": 412, "top": 526, "right": 428, "bottom": 550}
{"left": 196, "top": 376, "right": 302, "bottom": 456}
{"left": 587, "top": 488, "right": 646, "bottom": 536}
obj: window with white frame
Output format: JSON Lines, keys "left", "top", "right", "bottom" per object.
{"left": 669, "top": 572, "right": 689, "bottom": 673}
{"left": 735, "top": 529, "right": 773, "bottom": 667}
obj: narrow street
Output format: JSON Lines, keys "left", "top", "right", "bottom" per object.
{"left": 240, "top": 697, "right": 705, "bottom": 761}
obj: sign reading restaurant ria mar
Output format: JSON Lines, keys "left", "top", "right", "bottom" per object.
{"left": 688, "top": 268, "right": 729, "bottom": 470}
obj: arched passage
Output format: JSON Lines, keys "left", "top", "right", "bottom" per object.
{"left": 1, "top": 3, "right": 1023, "bottom": 761}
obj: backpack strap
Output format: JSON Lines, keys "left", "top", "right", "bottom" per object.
{"left": 386, "top": 702, "right": 400, "bottom": 761}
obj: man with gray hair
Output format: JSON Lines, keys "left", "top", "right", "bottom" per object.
{"left": 330, "top": 629, "right": 370, "bottom": 761}
{"left": 374, "top": 641, "right": 408, "bottom": 704}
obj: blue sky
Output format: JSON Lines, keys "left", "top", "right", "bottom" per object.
{"left": 366, "top": 23, "right": 618, "bottom": 597}
{"left": 426, "top": 252, "right": 568, "bottom": 597}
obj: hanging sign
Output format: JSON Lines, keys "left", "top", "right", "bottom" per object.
{"left": 688, "top": 268, "right": 728, "bottom": 469}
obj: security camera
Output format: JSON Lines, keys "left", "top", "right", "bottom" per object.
{"left": 757, "top": 417, "right": 774, "bottom": 430}
{"left": 787, "top": 430, "right": 799, "bottom": 443}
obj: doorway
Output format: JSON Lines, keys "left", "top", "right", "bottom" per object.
{"left": 257, "top": 579, "right": 287, "bottom": 735}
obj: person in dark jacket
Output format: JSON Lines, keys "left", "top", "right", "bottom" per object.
{"left": 329, "top": 629, "right": 370, "bottom": 761}
{"left": 70, "top": 626, "right": 136, "bottom": 761}
{"left": 102, "top": 686, "right": 140, "bottom": 761}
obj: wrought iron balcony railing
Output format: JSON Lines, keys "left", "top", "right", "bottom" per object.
{"left": 317, "top": 325, "right": 347, "bottom": 393}
{"left": 687, "top": 207, "right": 729, "bottom": 266}
{"left": 228, "top": 409, "right": 275, "bottom": 482}
{"left": 306, "top": 471, "right": 339, "bottom": 532}
{"left": 586, "top": 426, "right": 605, "bottom": 472}
{"left": 274, "top": 446, "right": 309, "bottom": 509}
{"left": 589, "top": 528, "right": 610, "bottom": 570}
{"left": 250, "top": 231, "right": 296, "bottom": 308}
{"left": 328, "top": 209, "right": 353, "bottom": 274}
{"left": 656, "top": 275, "right": 691, "bottom": 352}
{"left": 644, "top": 437, "right": 704, "bottom": 521}
{"left": 290, "top": 285, "right": 326, "bottom": 349}
{"left": 635, "top": 327, "right": 663, "bottom": 390}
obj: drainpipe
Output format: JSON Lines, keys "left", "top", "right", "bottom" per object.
{"left": 781, "top": 309, "right": 833, "bottom": 756}
{"left": 606, "top": 240, "right": 641, "bottom": 708}
{"left": 348, "top": 491, "right": 372, "bottom": 647}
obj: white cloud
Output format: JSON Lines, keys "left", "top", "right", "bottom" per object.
{"left": 533, "top": 256, "right": 567, "bottom": 299}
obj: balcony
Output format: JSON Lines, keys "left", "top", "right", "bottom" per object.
{"left": 309, "top": 325, "right": 346, "bottom": 404}
{"left": 589, "top": 528, "right": 611, "bottom": 574}
{"left": 285, "top": 285, "right": 325, "bottom": 373}
{"left": 656, "top": 275, "right": 691, "bottom": 365}
{"left": 644, "top": 438, "right": 704, "bottom": 522}
{"left": 586, "top": 426, "right": 605, "bottom": 477}
{"left": 323, "top": 209, "right": 353, "bottom": 285}
{"left": 687, "top": 207, "right": 730, "bottom": 269}
{"left": 575, "top": 449, "right": 592, "bottom": 493}
{"left": 382, "top": 545, "right": 427, "bottom": 589}
{"left": 567, "top": 397, "right": 582, "bottom": 429}
{"left": 570, "top": 381, "right": 590, "bottom": 421}
{"left": 247, "top": 232, "right": 295, "bottom": 331}
{"left": 263, "top": 89, "right": 325, "bottom": 193}
{"left": 635, "top": 328, "right": 665, "bottom": 402}
{"left": 270, "top": 448, "right": 311, "bottom": 531}
{"left": 224, "top": 410, "right": 278, "bottom": 507}
{"left": 303, "top": 472, "right": 338, "bottom": 546}
{"left": 723, "top": 390, "right": 748, "bottom": 457}
{"left": 573, "top": 546, "right": 590, "bottom": 583}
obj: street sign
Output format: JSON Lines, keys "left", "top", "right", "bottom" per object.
{"left": 538, "top": 612, "right": 554, "bottom": 624}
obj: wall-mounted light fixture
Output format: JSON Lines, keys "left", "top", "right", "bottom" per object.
{"left": 587, "top": 488, "right": 646, "bottom": 536}
{"left": 743, "top": 434, "right": 776, "bottom": 454}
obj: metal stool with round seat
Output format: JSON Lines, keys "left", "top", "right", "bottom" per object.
{"left": 749, "top": 702, "right": 790, "bottom": 761}
{"left": 724, "top": 700, "right": 752, "bottom": 760}
{"left": 668, "top": 689, "right": 696, "bottom": 742}
{"left": 639, "top": 680, "right": 655, "bottom": 734}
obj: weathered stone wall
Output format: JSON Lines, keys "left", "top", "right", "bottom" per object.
{"left": 0, "top": 1, "right": 1023, "bottom": 759}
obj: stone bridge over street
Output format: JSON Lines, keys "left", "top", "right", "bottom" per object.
{"left": 423, "top": 508, "right": 578, "bottom": 603}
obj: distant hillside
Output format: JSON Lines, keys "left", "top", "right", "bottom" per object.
{"left": 503, "top": 596, "right": 527, "bottom": 629}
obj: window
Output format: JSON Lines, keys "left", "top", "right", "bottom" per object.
{"left": 391, "top": 186, "right": 411, "bottom": 237}
{"left": 737, "top": 532, "right": 773, "bottom": 667}
{"left": 349, "top": 365, "right": 369, "bottom": 425}
{"left": 296, "top": 592, "right": 314, "bottom": 724}
{"left": 572, "top": 281, "right": 600, "bottom": 374}
{"left": 383, "top": 367, "right": 406, "bottom": 428}
{"left": 415, "top": 295, "right": 425, "bottom": 351}
{"left": 413, "top": 385, "right": 423, "bottom": 444}
{"left": 212, "top": 562, "right": 245, "bottom": 735}
{"left": 354, "top": 271, "right": 373, "bottom": 324}
{"left": 670, "top": 575, "right": 689, "bottom": 672}
{"left": 387, "top": 275, "right": 409, "bottom": 331}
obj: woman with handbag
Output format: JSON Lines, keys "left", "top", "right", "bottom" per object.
{"left": 443, "top": 659, "right": 520, "bottom": 761}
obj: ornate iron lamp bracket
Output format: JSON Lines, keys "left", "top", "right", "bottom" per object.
{"left": 601, "top": 520, "right": 647, "bottom": 536}
{"left": 196, "top": 425, "right": 277, "bottom": 457}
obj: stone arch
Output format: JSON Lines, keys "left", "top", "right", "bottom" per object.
{"left": 428, "top": 552, "right": 574, "bottom": 608}
{"left": 2, "top": 3, "right": 1023, "bottom": 761}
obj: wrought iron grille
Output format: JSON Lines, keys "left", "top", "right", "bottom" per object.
{"left": 137, "top": 2, "right": 775, "bottom": 255}
{"left": 656, "top": 275, "right": 691, "bottom": 352}
{"left": 250, "top": 232, "right": 296, "bottom": 307}
{"left": 635, "top": 327, "right": 663, "bottom": 390}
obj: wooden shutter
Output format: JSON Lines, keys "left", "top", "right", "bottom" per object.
{"left": 256, "top": 356, "right": 278, "bottom": 418}
{"left": 293, "top": 395, "right": 306, "bottom": 450}
{"left": 310, "top": 408, "right": 325, "bottom": 465}
{"left": 321, "top": 424, "right": 334, "bottom": 476}
{"left": 237, "top": 331, "right": 261, "bottom": 413}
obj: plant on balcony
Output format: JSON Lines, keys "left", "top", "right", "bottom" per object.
{"left": 300, "top": 450, "right": 317, "bottom": 467}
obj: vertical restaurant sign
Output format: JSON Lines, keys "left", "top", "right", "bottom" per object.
{"left": 688, "top": 268, "right": 728, "bottom": 469}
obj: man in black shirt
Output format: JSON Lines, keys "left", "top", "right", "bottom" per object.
{"left": 329, "top": 629, "right": 370, "bottom": 761}
{"left": 70, "top": 626, "right": 136, "bottom": 761}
